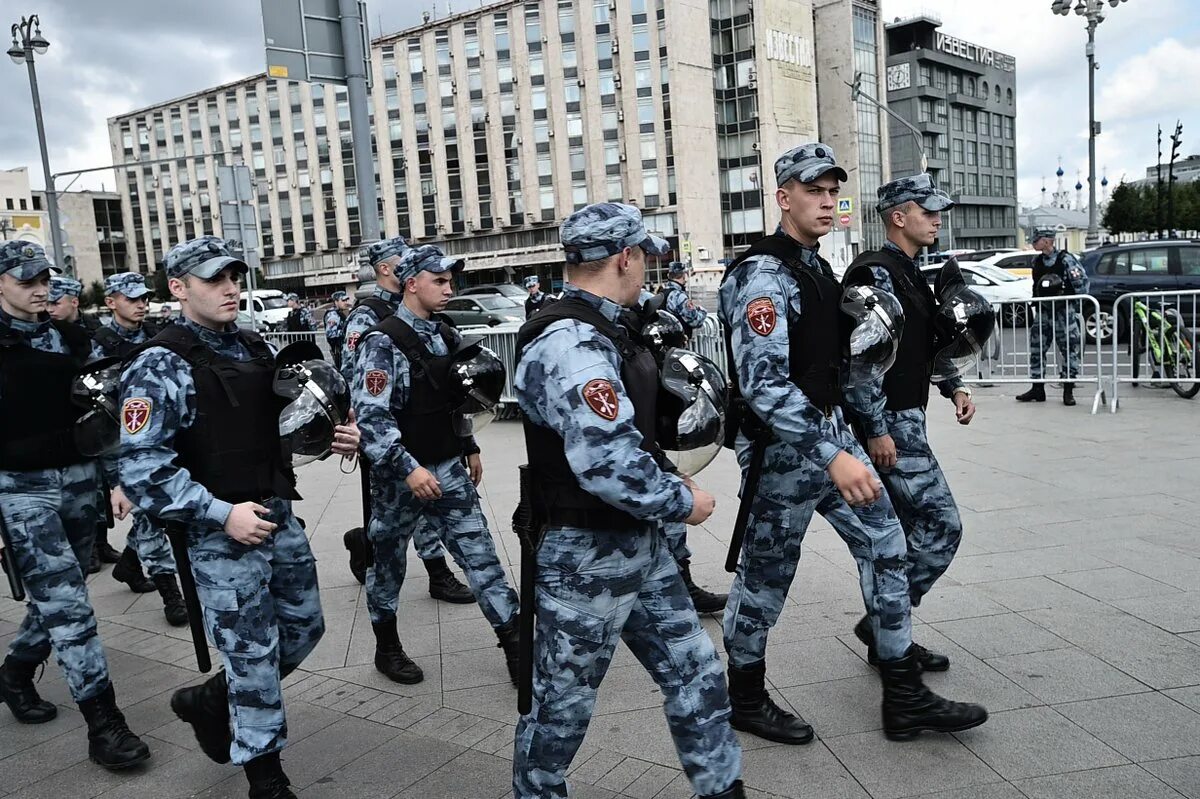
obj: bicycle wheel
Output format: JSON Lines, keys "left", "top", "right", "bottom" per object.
{"left": 1165, "top": 353, "right": 1200, "bottom": 399}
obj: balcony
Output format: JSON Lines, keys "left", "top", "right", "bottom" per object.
{"left": 949, "top": 92, "right": 988, "bottom": 110}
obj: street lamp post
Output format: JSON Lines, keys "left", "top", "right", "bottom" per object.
{"left": 8, "top": 14, "right": 67, "bottom": 272}
{"left": 1050, "top": 0, "right": 1128, "bottom": 248}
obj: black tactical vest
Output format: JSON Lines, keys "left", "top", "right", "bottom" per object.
{"left": 1032, "top": 251, "right": 1069, "bottom": 298}
{"left": 0, "top": 320, "right": 92, "bottom": 471}
{"left": 133, "top": 324, "right": 299, "bottom": 504}
{"left": 366, "top": 315, "right": 464, "bottom": 467}
{"left": 844, "top": 247, "right": 935, "bottom": 411}
{"left": 516, "top": 296, "right": 659, "bottom": 531}
{"left": 92, "top": 320, "right": 160, "bottom": 358}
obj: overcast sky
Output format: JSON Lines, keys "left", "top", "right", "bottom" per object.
{"left": 1, "top": 0, "right": 1196, "bottom": 210}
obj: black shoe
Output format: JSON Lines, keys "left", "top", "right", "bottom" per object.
{"left": 424, "top": 556, "right": 474, "bottom": 604}
{"left": 727, "top": 660, "right": 814, "bottom": 745}
{"left": 495, "top": 616, "right": 520, "bottom": 686}
{"left": 96, "top": 537, "right": 122, "bottom": 564}
{"left": 170, "top": 671, "right": 232, "bottom": 764}
{"left": 1015, "top": 384, "right": 1046, "bottom": 403}
{"left": 678, "top": 559, "right": 728, "bottom": 614}
{"left": 111, "top": 547, "right": 155, "bottom": 593}
{"left": 0, "top": 656, "right": 57, "bottom": 723}
{"left": 1063, "top": 383, "right": 1076, "bottom": 406}
{"left": 879, "top": 649, "right": 988, "bottom": 741}
{"left": 87, "top": 539, "right": 103, "bottom": 575}
{"left": 372, "top": 618, "right": 424, "bottom": 684}
{"left": 78, "top": 684, "right": 151, "bottom": 770}
{"left": 244, "top": 751, "right": 297, "bottom": 799}
{"left": 703, "top": 781, "right": 746, "bottom": 799}
{"left": 343, "top": 527, "right": 371, "bottom": 585}
{"left": 853, "top": 616, "right": 949, "bottom": 672}
{"left": 154, "top": 574, "right": 188, "bottom": 627}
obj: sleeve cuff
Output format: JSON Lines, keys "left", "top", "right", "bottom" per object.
{"left": 461, "top": 437, "right": 481, "bottom": 458}
{"left": 667, "top": 480, "right": 693, "bottom": 522}
{"left": 863, "top": 417, "right": 890, "bottom": 438}
{"left": 205, "top": 498, "right": 235, "bottom": 528}
{"left": 397, "top": 451, "right": 421, "bottom": 477}
{"left": 814, "top": 441, "right": 842, "bottom": 469}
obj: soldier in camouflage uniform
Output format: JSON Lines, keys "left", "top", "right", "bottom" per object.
{"left": 1016, "top": 228, "right": 1090, "bottom": 406}
{"left": 323, "top": 289, "right": 351, "bottom": 370}
{"left": 523, "top": 274, "right": 555, "bottom": 318}
{"left": 352, "top": 244, "right": 520, "bottom": 687}
{"left": 0, "top": 241, "right": 151, "bottom": 770}
{"left": 120, "top": 236, "right": 359, "bottom": 799}
{"left": 283, "top": 292, "right": 315, "bottom": 333}
{"left": 842, "top": 174, "right": 977, "bottom": 671}
{"left": 719, "top": 145, "right": 987, "bottom": 744}
{"left": 655, "top": 260, "right": 709, "bottom": 334}
{"left": 90, "top": 272, "right": 187, "bottom": 626}
{"left": 341, "top": 236, "right": 473, "bottom": 604}
{"left": 513, "top": 203, "right": 743, "bottom": 799}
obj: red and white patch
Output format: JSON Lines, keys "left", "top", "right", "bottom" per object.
{"left": 346, "top": 331, "right": 361, "bottom": 352}
{"left": 364, "top": 369, "right": 389, "bottom": 397}
{"left": 746, "top": 297, "right": 777, "bottom": 336}
{"left": 581, "top": 379, "right": 619, "bottom": 421}
{"left": 122, "top": 398, "right": 152, "bottom": 435}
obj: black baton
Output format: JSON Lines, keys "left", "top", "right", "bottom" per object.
{"left": 513, "top": 464, "right": 543, "bottom": 715}
{"left": 0, "top": 509, "right": 25, "bottom": 602}
{"left": 725, "top": 437, "right": 768, "bottom": 574}
{"left": 164, "top": 522, "right": 212, "bottom": 673}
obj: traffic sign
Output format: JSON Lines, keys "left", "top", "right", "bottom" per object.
{"left": 837, "top": 198, "right": 853, "bottom": 214}
{"left": 261, "top": 0, "right": 371, "bottom": 87}
{"left": 839, "top": 214, "right": 852, "bottom": 227}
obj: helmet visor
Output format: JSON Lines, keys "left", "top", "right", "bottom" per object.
{"left": 931, "top": 285, "right": 996, "bottom": 382}
{"left": 840, "top": 285, "right": 905, "bottom": 387}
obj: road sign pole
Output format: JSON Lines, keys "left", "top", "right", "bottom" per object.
{"left": 231, "top": 168, "right": 257, "bottom": 330}
{"left": 339, "top": 0, "right": 379, "bottom": 243}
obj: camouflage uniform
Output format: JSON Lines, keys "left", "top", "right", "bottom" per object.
{"left": 513, "top": 203, "right": 741, "bottom": 799}
{"left": 1029, "top": 233, "right": 1089, "bottom": 380}
{"left": 119, "top": 238, "right": 324, "bottom": 766}
{"left": 660, "top": 268, "right": 708, "bottom": 333}
{"left": 323, "top": 290, "right": 348, "bottom": 369}
{"left": 523, "top": 275, "right": 555, "bottom": 318}
{"left": 352, "top": 246, "right": 518, "bottom": 631}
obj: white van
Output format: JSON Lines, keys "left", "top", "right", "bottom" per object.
{"left": 239, "top": 289, "right": 292, "bottom": 330}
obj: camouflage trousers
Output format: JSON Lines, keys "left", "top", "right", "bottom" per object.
{"left": 186, "top": 497, "right": 324, "bottom": 765}
{"left": 663, "top": 521, "right": 690, "bottom": 562}
{"left": 724, "top": 417, "right": 913, "bottom": 666}
{"left": 123, "top": 508, "right": 176, "bottom": 577}
{"left": 875, "top": 409, "right": 963, "bottom": 606}
{"left": 366, "top": 457, "right": 517, "bottom": 627}
{"left": 0, "top": 462, "right": 111, "bottom": 703}
{"left": 360, "top": 453, "right": 446, "bottom": 561}
{"left": 1030, "top": 304, "right": 1083, "bottom": 380}
{"left": 513, "top": 525, "right": 741, "bottom": 799}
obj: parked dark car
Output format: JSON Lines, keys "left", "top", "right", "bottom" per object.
{"left": 1081, "top": 240, "right": 1200, "bottom": 343}
{"left": 441, "top": 295, "right": 525, "bottom": 327}
{"left": 460, "top": 283, "right": 527, "bottom": 300}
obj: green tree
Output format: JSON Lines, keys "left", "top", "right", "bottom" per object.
{"left": 81, "top": 280, "right": 106, "bottom": 309}
{"left": 1103, "top": 182, "right": 1146, "bottom": 234}
{"left": 150, "top": 268, "right": 170, "bottom": 301}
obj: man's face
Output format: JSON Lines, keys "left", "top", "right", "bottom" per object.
{"left": 105, "top": 292, "right": 149, "bottom": 327}
{"left": 618, "top": 246, "right": 647, "bottom": 306}
{"left": 778, "top": 174, "right": 840, "bottom": 242}
{"left": 527, "top": 281, "right": 540, "bottom": 295}
{"left": 336, "top": 297, "right": 352, "bottom": 311}
{"left": 408, "top": 270, "right": 455, "bottom": 313}
{"left": 889, "top": 203, "right": 943, "bottom": 248}
{"left": 0, "top": 272, "right": 50, "bottom": 319}
{"left": 170, "top": 268, "right": 242, "bottom": 328}
{"left": 47, "top": 295, "right": 79, "bottom": 321}
{"left": 1033, "top": 237, "right": 1054, "bottom": 255}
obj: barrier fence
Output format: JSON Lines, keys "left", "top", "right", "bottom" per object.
{"left": 1108, "top": 289, "right": 1199, "bottom": 412}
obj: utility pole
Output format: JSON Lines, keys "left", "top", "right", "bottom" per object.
{"left": 1156, "top": 125, "right": 1164, "bottom": 239}
{"left": 1167, "top": 121, "right": 1183, "bottom": 239}
{"left": 339, "top": 0, "right": 379, "bottom": 243}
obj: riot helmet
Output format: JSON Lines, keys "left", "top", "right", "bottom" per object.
{"left": 639, "top": 308, "right": 687, "bottom": 352}
{"left": 1037, "top": 273, "right": 1064, "bottom": 295}
{"left": 657, "top": 348, "right": 727, "bottom": 476}
{"left": 840, "top": 284, "right": 905, "bottom": 387}
{"left": 449, "top": 336, "right": 506, "bottom": 434}
{"left": 72, "top": 357, "right": 123, "bottom": 457}
{"left": 931, "top": 259, "right": 996, "bottom": 382}
{"left": 275, "top": 348, "right": 351, "bottom": 467}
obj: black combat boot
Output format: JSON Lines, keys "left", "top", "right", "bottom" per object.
{"left": 87, "top": 541, "right": 103, "bottom": 575}
{"left": 423, "top": 556, "right": 474, "bottom": 604}
{"left": 111, "top": 547, "right": 155, "bottom": 593}
{"left": 372, "top": 617, "right": 424, "bottom": 684}
{"left": 96, "top": 536, "right": 121, "bottom": 564}
{"left": 678, "top": 558, "right": 728, "bottom": 614}
{"left": 1015, "top": 384, "right": 1046, "bottom": 402}
{"left": 879, "top": 649, "right": 988, "bottom": 741}
{"left": 77, "top": 684, "right": 151, "bottom": 770}
{"left": 153, "top": 573, "right": 188, "bottom": 627}
{"left": 727, "top": 660, "right": 814, "bottom": 745}
{"left": 342, "top": 527, "right": 370, "bottom": 585}
{"left": 853, "top": 616, "right": 949, "bottom": 672}
{"left": 244, "top": 751, "right": 297, "bottom": 799}
{"left": 495, "top": 616, "right": 520, "bottom": 686}
{"left": 1063, "top": 383, "right": 1076, "bottom": 406}
{"left": 171, "top": 671, "right": 232, "bottom": 764}
{"left": 703, "top": 781, "right": 746, "bottom": 799}
{"left": 0, "top": 656, "right": 57, "bottom": 723}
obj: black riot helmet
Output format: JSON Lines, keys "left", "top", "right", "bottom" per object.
{"left": 275, "top": 344, "right": 351, "bottom": 467}
{"left": 449, "top": 336, "right": 507, "bottom": 434}
{"left": 931, "top": 259, "right": 996, "bottom": 382}
{"left": 639, "top": 308, "right": 688, "bottom": 352}
{"left": 1037, "top": 273, "right": 1064, "bottom": 295}
{"left": 839, "top": 284, "right": 906, "bottom": 387}
{"left": 657, "top": 348, "right": 727, "bottom": 476}
{"left": 71, "top": 356, "right": 123, "bottom": 457}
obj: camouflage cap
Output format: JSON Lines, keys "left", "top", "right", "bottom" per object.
{"left": 104, "top": 271, "right": 151, "bottom": 299}
{"left": 774, "top": 142, "right": 849, "bottom": 187}
{"left": 1030, "top": 227, "right": 1057, "bottom": 243}
{"left": 285, "top": 292, "right": 300, "bottom": 302}
{"left": 667, "top": 261, "right": 689, "bottom": 276}
{"left": 397, "top": 244, "right": 465, "bottom": 282}
{"left": 48, "top": 275, "right": 83, "bottom": 302}
{"left": 560, "top": 202, "right": 670, "bottom": 264}
{"left": 163, "top": 236, "right": 249, "bottom": 280}
{"left": 0, "top": 241, "right": 59, "bottom": 281}
{"left": 366, "top": 236, "right": 410, "bottom": 267}
{"left": 522, "top": 275, "right": 540, "bottom": 289}
{"left": 876, "top": 173, "right": 954, "bottom": 214}
{"left": 331, "top": 290, "right": 349, "bottom": 301}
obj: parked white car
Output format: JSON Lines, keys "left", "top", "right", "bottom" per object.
{"left": 958, "top": 250, "right": 1039, "bottom": 278}
{"left": 921, "top": 261, "right": 1034, "bottom": 326}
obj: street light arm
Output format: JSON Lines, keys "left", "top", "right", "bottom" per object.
{"left": 845, "top": 78, "right": 929, "bottom": 174}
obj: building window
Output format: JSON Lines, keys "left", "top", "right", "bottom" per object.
{"left": 966, "top": 141, "right": 977, "bottom": 166}
{"left": 952, "top": 139, "right": 964, "bottom": 165}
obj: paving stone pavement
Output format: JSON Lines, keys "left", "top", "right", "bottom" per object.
{"left": 1, "top": 385, "right": 1198, "bottom": 798}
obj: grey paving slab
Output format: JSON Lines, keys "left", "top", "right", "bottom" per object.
{"left": 930, "top": 612, "right": 1072, "bottom": 659}
{"left": 1014, "top": 764, "right": 1187, "bottom": 799}
{"left": 1111, "top": 592, "right": 1200, "bottom": 634}
{"left": 822, "top": 731, "right": 1001, "bottom": 799}
{"left": 952, "top": 706, "right": 1128, "bottom": 780}
{"left": 1143, "top": 756, "right": 1200, "bottom": 799}
{"left": 1053, "top": 692, "right": 1200, "bottom": 762}
{"left": 984, "top": 646, "right": 1152, "bottom": 704}
{"left": 738, "top": 741, "right": 870, "bottom": 799}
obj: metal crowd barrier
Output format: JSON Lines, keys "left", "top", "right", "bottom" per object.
{"left": 1108, "top": 289, "right": 1200, "bottom": 413}
{"left": 261, "top": 331, "right": 334, "bottom": 360}
{"left": 689, "top": 315, "right": 729, "bottom": 376}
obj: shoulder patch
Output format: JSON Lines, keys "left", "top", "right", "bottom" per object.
{"left": 746, "top": 297, "right": 777, "bottom": 336}
{"left": 347, "top": 331, "right": 361, "bottom": 351}
{"left": 122, "top": 398, "right": 152, "bottom": 435}
{"left": 581, "top": 378, "right": 619, "bottom": 421}
{"left": 364, "top": 369, "right": 389, "bottom": 397}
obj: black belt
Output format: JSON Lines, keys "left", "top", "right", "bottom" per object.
{"left": 544, "top": 506, "right": 649, "bottom": 532}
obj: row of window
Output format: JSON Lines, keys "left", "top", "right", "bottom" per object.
{"left": 918, "top": 63, "right": 1014, "bottom": 106}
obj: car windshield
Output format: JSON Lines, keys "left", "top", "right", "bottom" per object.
{"left": 475, "top": 296, "right": 522, "bottom": 309}
{"left": 262, "top": 297, "right": 289, "bottom": 310}
{"left": 973, "top": 263, "right": 1024, "bottom": 282}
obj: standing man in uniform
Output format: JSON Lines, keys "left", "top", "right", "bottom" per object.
{"left": 323, "top": 290, "right": 351, "bottom": 371}
{"left": 120, "top": 236, "right": 357, "bottom": 798}
{"left": 842, "top": 174, "right": 975, "bottom": 670}
{"left": 341, "top": 237, "right": 473, "bottom": 604}
{"left": 719, "top": 145, "right": 987, "bottom": 744}
{"left": 1016, "top": 228, "right": 1089, "bottom": 406}
{"left": 90, "top": 273, "right": 188, "bottom": 627}
{"left": 0, "top": 241, "right": 151, "bottom": 769}
{"left": 284, "top": 293, "right": 315, "bottom": 335}
{"left": 653, "top": 261, "right": 708, "bottom": 337}
{"left": 523, "top": 274, "right": 555, "bottom": 319}
{"left": 513, "top": 203, "right": 744, "bottom": 799}
{"left": 353, "top": 244, "right": 521, "bottom": 686}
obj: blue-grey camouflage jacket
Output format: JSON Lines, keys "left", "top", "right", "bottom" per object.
{"left": 1043, "top": 249, "right": 1090, "bottom": 295}
{"left": 340, "top": 287, "right": 401, "bottom": 386}
{"left": 514, "top": 285, "right": 692, "bottom": 523}
{"left": 323, "top": 308, "right": 344, "bottom": 342}
{"left": 661, "top": 281, "right": 708, "bottom": 330}
{"left": 90, "top": 319, "right": 151, "bottom": 360}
